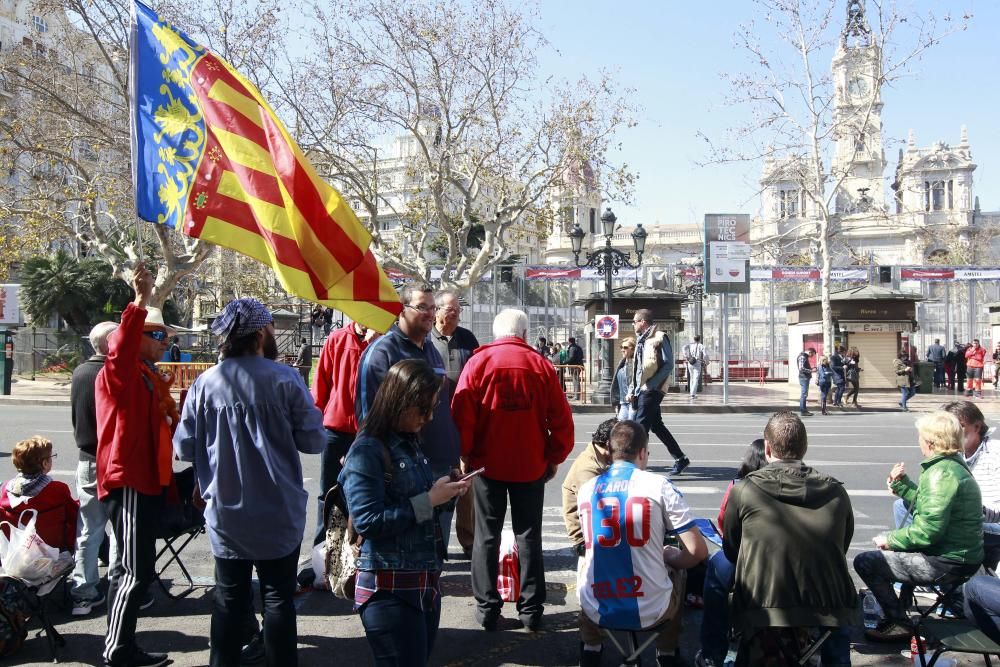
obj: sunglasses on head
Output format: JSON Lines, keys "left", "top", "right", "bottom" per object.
{"left": 144, "top": 330, "right": 168, "bottom": 342}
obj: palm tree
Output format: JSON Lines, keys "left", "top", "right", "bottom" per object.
{"left": 21, "top": 250, "right": 119, "bottom": 333}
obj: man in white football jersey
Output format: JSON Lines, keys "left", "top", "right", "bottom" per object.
{"left": 577, "top": 421, "right": 708, "bottom": 667}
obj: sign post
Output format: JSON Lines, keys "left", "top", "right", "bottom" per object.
{"left": 704, "top": 215, "right": 750, "bottom": 405}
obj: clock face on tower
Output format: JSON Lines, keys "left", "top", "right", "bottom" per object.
{"left": 847, "top": 76, "right": 869, "bottom": 99}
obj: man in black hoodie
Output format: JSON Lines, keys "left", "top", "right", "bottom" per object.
{"left": 722, "top": 411, "right": 859, "bottom": 665}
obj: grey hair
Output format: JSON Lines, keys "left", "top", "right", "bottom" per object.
{"left": 493, "top": 309, "right": 529, "bottom": 340}
{"left": 89, "top": 321, "right": 119, "bottom": 355}
{"left": 434, "top": 288, "right": 460, "bottom": 307}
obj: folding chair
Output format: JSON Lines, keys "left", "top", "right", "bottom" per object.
{"left": 600, "top": 625, "right": 663, "bottom": 666}
{"left": 1, "top": 559, "right": 74, "bottom": 662}
{"left": 911, "top": 618, "right": 1000, "bottom": 667}
{"left": 735, "top": 627, "right": 831, "bottom": 666}
{"left": 154, "top": 467, "right": 211, "bottom": 599}
{"left": 905, "top": 571, "right": 976, "bottom": 620}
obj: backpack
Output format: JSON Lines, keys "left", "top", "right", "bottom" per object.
{"left": 323, "top": 444, "right": 393, "bottom": 600}
{"left": 0, "top": 578, "right": 28, "bottom": 658}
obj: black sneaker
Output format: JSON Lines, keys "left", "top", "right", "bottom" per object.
{"left": 517, "top": 614, "right": 542, "bottom": 632}
{"left": 241, "top": 633, "right": 265, "bottom": 665}
{"left": 475, "top": 610, "right": 499, "bottom": 631}
{"left": 669, "top": 457, "right": 690, "bottom": 476}
{"left": 800, "top": 411, "right": 813, "bottom": 417}
{"left": 105, "top": 649, "right": 170, "bottom": 667}
{"left": 864, "top": 619, "right": 912, "bottom": 642}
{"left": 580, "top": 644, "right": 603, "bottom": 667}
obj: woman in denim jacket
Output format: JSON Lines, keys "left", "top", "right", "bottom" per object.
{"left": 340, "top": 359, "right": 470, "bottom": 666}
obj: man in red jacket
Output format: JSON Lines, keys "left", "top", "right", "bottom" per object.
{"left": 309, "top": 319, "right": 377, "bottom": 545}
{"left": 453, "top": 308, "right": 574, "bottom": 632}
{"left": 95, "top": 264, "right": 174, "bottom": 667}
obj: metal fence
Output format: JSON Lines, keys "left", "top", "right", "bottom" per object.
{"left": 12, "top": 328, "right": 89, "bottom": 377}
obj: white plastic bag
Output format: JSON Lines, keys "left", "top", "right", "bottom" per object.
{"left": 0, "top": 509, "right": 63, "bottom": 585}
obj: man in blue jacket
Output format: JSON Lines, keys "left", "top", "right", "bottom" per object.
{"left": 355, "top": 283, "right": 459, "bottom": 551}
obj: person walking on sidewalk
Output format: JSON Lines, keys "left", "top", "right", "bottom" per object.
{"left": 844, "top": 347, "right": 863, "bottom": 408}
{"left": 682, "top": 335, "right": 708, "bottom": 401}
{"left": 429, "top": 289, "right": 479, "bottom": 559}
{"left": 69, "top": 321, "right": 117, "bottom": 617}
{"left": 895, "top": 351, "right": 916, "bottom": 412}
{"left": 966, "top": 339, "right": 986, "bottom": 399}
{"left": 612, "top": 339, "right": 636, "bottom": 421}
{"left": 95, "top": 264, "right": 175, "bottom": 667}
{"left": 631, "top": 309, "right": 689, "bottom": 475}
{"left": 816, "top": 356, "right": 833, "bottom": 416}
{"left": 830, "top": 345, "right": 847, "bottom": 407}
{"left": 565, "top": 337, "right": 584, "bottom": 399}
{"left": 796, "top": 348, "right": 816, "bottom": 417}
{"left": 174, "top": 298, "right": 325, "bottom": 667}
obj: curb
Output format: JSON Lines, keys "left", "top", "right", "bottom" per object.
{"left": 0, "top": 397, "right": 72, "bottom": 407}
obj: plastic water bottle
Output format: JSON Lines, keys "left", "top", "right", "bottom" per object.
{"left": 863, "top": 591, "right": 882, "bottom": 629}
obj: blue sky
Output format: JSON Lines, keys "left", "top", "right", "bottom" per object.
{"left": 535, "top": 0, "right": 1000, "bottom": 228}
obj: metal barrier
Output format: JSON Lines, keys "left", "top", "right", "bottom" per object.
{"left": 157, "top": 362, "right": 215, "bottom": 390}
{"left": 552, "top": 364, "right": 587, "bottom": 403}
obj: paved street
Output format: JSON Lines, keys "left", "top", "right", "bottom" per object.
{"left": 3, "top": 404, "right": 999, "bottom": 666}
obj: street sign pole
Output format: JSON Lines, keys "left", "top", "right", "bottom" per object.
{"left": 721, "top": 294, "right": 729, "bottom": 405}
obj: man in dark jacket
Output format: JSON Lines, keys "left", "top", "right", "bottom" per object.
{"left": 565, "top": 337, "right": 584, "bottom": 399}
{"left": 723, "top": 411, "right": 858, "bottom": 665}
{"left": 294, "top": 337, "right": 312, "bottom": 386}
{"left": 796, "top": 348, "right": 816, "bottom": 416}
{"left": 69, "top": 321, "right": 118, "bottom": 616}
{"left": 356, "top": 284, "right": 458, "bottom": 550}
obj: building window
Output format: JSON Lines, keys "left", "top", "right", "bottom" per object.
{"left": 929, "top": 181, "right": 946, "bottom": 211}
{"left": 947, "top": 180, "right": 954, "bottom": 210}
{"left": 779, "top": 189, "right": 799, "bottom": 218}
{"left": 589, "top": 208, "right": 595, "bottom": 234}
{"left": 855, "top": 133, "right": 866, "bottom": 153}
{"left": 32, "top": 16, "right": 47, "bottom": 33}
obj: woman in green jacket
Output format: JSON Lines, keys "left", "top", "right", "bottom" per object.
{"left": 854, "top": 410, "right": 984, "bottom": 642}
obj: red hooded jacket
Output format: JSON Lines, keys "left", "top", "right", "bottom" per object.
{"left": 311, "top": 325, "right": 371, "bottom": 433}
{"left": 95, "top": 303, "right": 170, "bottom": 498}
{"left": 453, "top": 336, "right": 574, "bottom": 483}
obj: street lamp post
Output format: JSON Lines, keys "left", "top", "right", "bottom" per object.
{"left": 675, "top": 259, "right": 705, "bottom": 339}
{"left": 568, "top": 208, "right": 646, "bottom": 404}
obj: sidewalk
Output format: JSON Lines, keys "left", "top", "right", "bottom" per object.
{"left": 4, "top": 373, "right": 998, "bottom": 415}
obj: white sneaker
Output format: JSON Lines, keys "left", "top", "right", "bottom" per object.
{"left": 71, "top": 593, "right": 106, "bottom": 616}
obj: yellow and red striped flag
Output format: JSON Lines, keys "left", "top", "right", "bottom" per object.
{"left": 129, "top": 2, "right": 401, "bottom": 331}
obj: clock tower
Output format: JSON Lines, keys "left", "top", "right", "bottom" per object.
{"left": 831, "top": 0, "right": 887, "bottom": 214}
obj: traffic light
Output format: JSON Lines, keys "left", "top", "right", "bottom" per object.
{"left": 500, "top": 266, "right": 513, "bottom": 283}
{"left": 878, "top": 266, "right": 892, "bottom": 283}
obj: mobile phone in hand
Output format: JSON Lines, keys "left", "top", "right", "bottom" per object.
{"left": 458, "top": 466, "right": 486, "bottom": 482}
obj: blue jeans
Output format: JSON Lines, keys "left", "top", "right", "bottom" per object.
{"left": 934, "top": 362, "right": 945, "bottom": 387}
{"left": 900, "top": 385, "right": 915, "bottom": 409}
{"left": 965, "top": 575, "right": 1000, "bottom": 645}
{"left": 799, "top": 376, "right": 810, "bottom": 412}
{"left": 71, "top": 458, "right": 109, "bottom": 603}
{"left": 211, "top": 546, "right": 299, "bottom": 667}
{"left": 360, "top": 590, "right": 441, "bottom": 667}
{"left": 820, "top": 627, "right": 853, "bottom": 666}
{"left": 700, "top": 550, "right": 736, "bottom": 664}
{"left": 833, "top": 382, "right": 845, "bottom": 405}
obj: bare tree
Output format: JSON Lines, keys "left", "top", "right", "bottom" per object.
{"left": 0, "top": 0, "right": 294, "bottom": 307}
{"left": 277, "top": 0, "right": 636, "bottom": 290}
{"left": 701, "top": 0, "right": 968, "bottom": 348}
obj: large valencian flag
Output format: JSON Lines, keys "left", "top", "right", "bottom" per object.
{"left": 128, "top": 2, "right": 401, "bottom": 331}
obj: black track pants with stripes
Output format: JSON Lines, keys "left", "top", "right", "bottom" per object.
{"left": 102, "top": 487, "right": 163, "bottom": 664}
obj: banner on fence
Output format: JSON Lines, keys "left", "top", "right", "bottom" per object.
{"left": 900, "top": 267, "right": 1000, "bottom": 281}
{"left": 0, "top": 285, "right": 19, "bottom": 325}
